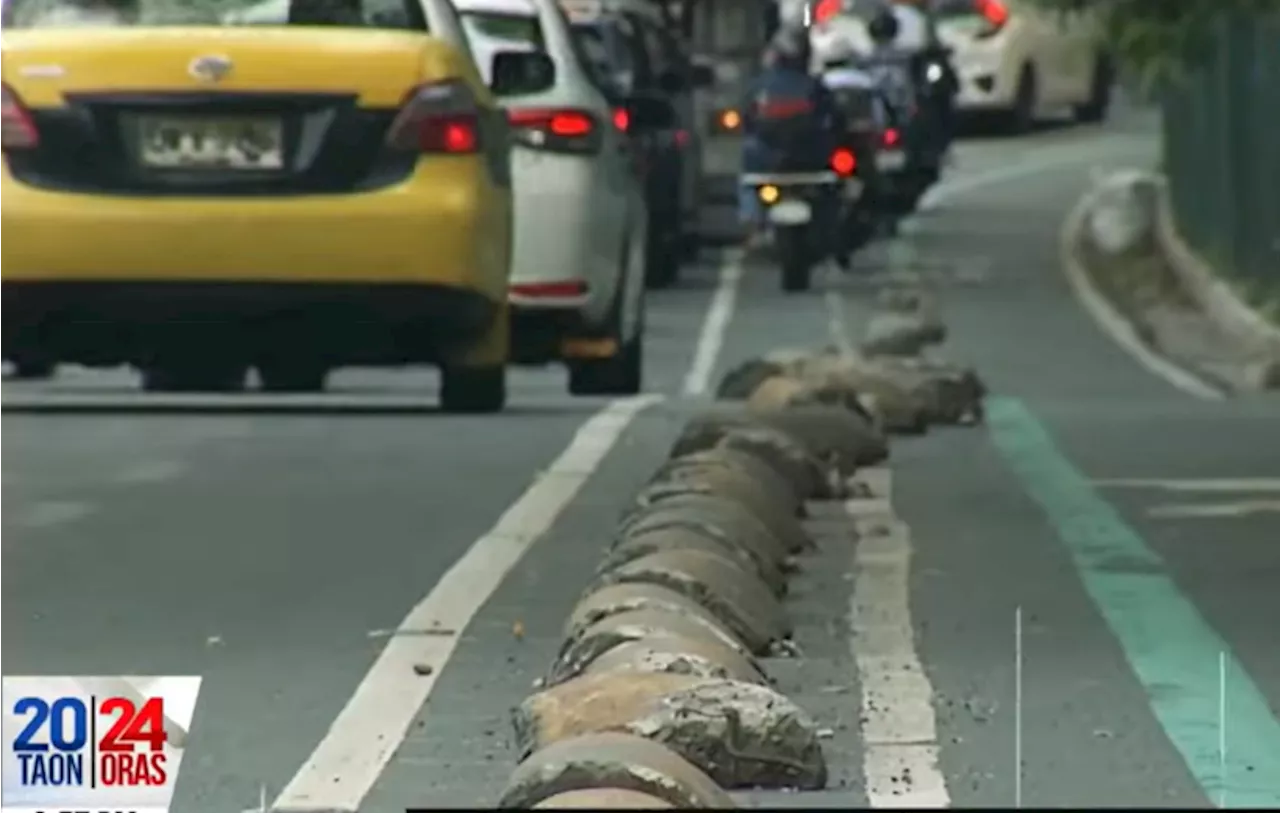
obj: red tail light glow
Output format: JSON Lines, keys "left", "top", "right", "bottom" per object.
{"left": 975, "top": 0, "right": 1009, "bottom": 33}
{"left": 386, "top": 80, "right": 480, "bottom": 154}
{"left": 2, "top": 84, "right": 39, "bottom": 150}
{"left": 611, "top": 107, "right": 630, "bottom": 132}
{"left": 830, "top": 147, "right": 856, "bottom": 176}
{"left": 883, "top": 127, "right": 901, "bottom": 147}
{"left": 510, "top": 280, "right": 588, "bottom": 299}
{"left": 508, "top": 107, "right": 601, "bottom": 154}
{"left": 674, "top": 129, "right": 691, "bottom": 148}
{"left": 814, "top": 0, "right": 841, "bottom": 25}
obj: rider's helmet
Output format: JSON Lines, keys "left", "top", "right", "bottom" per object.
{"left": 866, "top": 4, "right": 901, "bottom": 44}
{"left": 814, "top": 29, "right": 861, "bottom": 70}
{"left": 768, "top": 25, "right": 813, "bottom": 72}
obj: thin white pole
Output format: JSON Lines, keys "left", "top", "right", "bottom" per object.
{"left": 1015, "top": 606, "right": 1024, "bottom": 809}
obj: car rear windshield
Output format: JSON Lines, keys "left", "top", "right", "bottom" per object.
{"left": 458, "top": 10, "right": 544, "bottom": 49}
{"left": 3, "top": 0, "right": 428, "bottom": 30}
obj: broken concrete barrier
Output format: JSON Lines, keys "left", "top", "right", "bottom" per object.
{"left": 617, "top": 493, "right": 793, "bottom": 568}
{"left": 562, "top": 584, "right": 746, "bottom": 650}
{"left": 745, "top": 374, "right": 867, "bottom": 417}
{"left": 513, "top": 673, "right": 827, "bottom": 790}
{"left": 554, "top": 606, "right": 751, "bottom": 685}
{"left": 533, "top": 788, "right": 676, "bottom": 808}
{"left": 861, "top": 309, "right": 947, "bottom": 357}
{"left": 594, "top": 549, "right": 792, "bottom": 655}
{"left": 582, "top": 633, "right": 769, "bottom": 685}
{"left": 603, "top": 525, "right": 788, "bottom": 598}
{"left": 863, "top": 355, "right": 987, "bottom": 424}
{"left": 652, "top": 447, "right": 802, "bottom": 514}
{"left": 669, "top": 411, "right": 835, "bottom": 500}
{"left": 748, "top": 404, "right": 889, "bottom": 473}
{"left": 498, "top": 731, "right": 735, "bottom": 808}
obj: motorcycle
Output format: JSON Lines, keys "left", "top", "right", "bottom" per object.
{"left": 740, "top": 145, "right": 863, "bottom": 292}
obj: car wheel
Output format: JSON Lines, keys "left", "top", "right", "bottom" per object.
{"left": 9, "top": 356, "right": 56, "bottom": 380}
{"left": 258, "top": 358, "right": 329, "bottom": 393}
{"left": 439, "top": 364, "right": 506, "bottom": 413}
{"left": 644, "top": 225, "right": 680, "bottom": 289}
{"left": 1002, "top": 66, "right": 1037, "bottom": 135}
{"left": 1074, "top": 55, "right": 1114, "bottom": 124}
{"left": 567, "top": 298, "right": 644, "bottom": 397}
{"left": 141, "top": 360, "right": 248, "bottom": 393}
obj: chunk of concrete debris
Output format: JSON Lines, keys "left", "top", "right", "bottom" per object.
{"left": 498, "top": 731, "right": 735, "bottom": 808}
{"left": 594, "top": 550, "right": 792, "bottom": 655}
{"left": 513, "top": 673, "right": 827, "bottom": 790}
{"left": 603, "top": 525, "right": 788, "bottom": 598}
{"left": 746, "top": 374, "right": 868, "bottom": 417}
{"left": 653, "top": 447, "right": 802, "bottom": 515}
{"left": 533, "top": 788, "right": 676, "bottom": 808}
{"left": 748, "top": 405, "right": 889, "bottom": 472}
{"left": 582, "top": 633, "right": 769, "bottom": 686}
{"left": 631, "top": 475, "right": 814, "bottom": 555}
{"left": 670, "top": 412, "right": 835, "bottom": 500}
{"left": 863, "top": 355, "right": 987, "bottom": 424}
{"left": 861, "top": 310, "right": 947, "bottom": 357}
{"left": 562, "top": 584, "right": 747, "bottom": 652}
{"left": 617, "top": 492, "right": 794, "bottom": 568}
{"left": 554, "top": 607, "right": 750, "bottom": 685}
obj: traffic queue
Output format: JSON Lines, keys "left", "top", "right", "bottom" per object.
{"left": 1, "top": 0, "right": 708, "bottom": 410}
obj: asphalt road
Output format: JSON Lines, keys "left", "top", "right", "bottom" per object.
{"left": 4, "top": 108, "right": 1277, "bottom": 811}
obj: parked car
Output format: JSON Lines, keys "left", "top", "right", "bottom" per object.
{"left": 454, "top": 0, "right": 656, "bottom": 395}
{"left": 1, "top": 0, "right": 544, "bottom": 410}
{"left": 558, "top": 0, "right": 714, "bottom": 288}
{"left": 932, "top": 0, "right": 1112, "bottom": 132}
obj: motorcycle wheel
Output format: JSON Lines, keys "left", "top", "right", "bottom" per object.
{"left": 777, "top": 226, "right": 812, "bottom": 293}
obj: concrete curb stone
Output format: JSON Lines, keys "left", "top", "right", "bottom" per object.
{"left": 602, "top": 525, "right": 789, "bottom": 598}
{"left": 581, "top": 634, "right": 770, "bottom": 685}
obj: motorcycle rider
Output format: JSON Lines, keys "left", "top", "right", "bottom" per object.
{"left": 737, "top": 25, "right": 844, "bottom": 247}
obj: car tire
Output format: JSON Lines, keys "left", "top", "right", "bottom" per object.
{"left": 141, "top": 360, "right": 248, "bottom": 393}
{"left": 1074, "top": 55, "right": 1114, "bottom": 124}
{"left": 1001, "top": 66, "right": 1038, "bottom": 135}
{"left": 567, "top": 295, "right": 644, "bottom": 397}
{"left": 644, "top": 227, "right": 680, "bottom": 289}
{"left": 258, "top": 358, "right": 329, "bottom": 393}
{"left": 9, "top": 356, "right": 55, "bottom": 380}
{"left": 439, "top": 363, "right": 506, "bottom": 413}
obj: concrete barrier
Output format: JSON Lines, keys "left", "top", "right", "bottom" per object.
{"left": 602, "top": 525, "right": 789, "bottom": 597}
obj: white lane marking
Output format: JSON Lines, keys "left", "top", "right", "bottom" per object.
{"left": 1148, "top": 500, "right": 1280, "bottom": 519}
{"left": 848, "top": 469, "right": 951, "bottom": 808}
{"left": 825, "top": 290, "right": 857, "bottom": 357}
{"left": 16, "top": 500, "right": 95, "bottom": 529}
{"left": 682, "top": 249, "right": 744, "bottom": 396}
{"left": 114, "top": 460, "right": 185, "bottom": 485}
{"left": 1059, "top": 177, "right": 1225, "bottom": 401}
{"left": 1096, "top": 477, "right": 1280, "bottom": 492}
{"left": 270, "top": 394, "right": 662, "bottom": 813}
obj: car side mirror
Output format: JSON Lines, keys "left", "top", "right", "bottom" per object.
{"left": 690, "top": 63, "right": 716, "bottom": 88}
{"left": 627, "top": 93, "right": 677, "bottom": 131}
{"left": 490, "top": 50, "right": 555, "bottom": 97}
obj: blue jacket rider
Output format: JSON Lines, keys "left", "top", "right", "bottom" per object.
{"left": 738, "top": 27, "right": 843, "bottom": 231}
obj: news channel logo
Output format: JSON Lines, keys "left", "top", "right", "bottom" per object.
{"left": 1, "top": 676, "right": 202, "bottom": 813}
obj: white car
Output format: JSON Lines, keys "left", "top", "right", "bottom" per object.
{"left": 454, "top": 0, "right": 651, "bottom": 395}
{"left": 932, "top": 0, "right": 1112, "bottom": 131}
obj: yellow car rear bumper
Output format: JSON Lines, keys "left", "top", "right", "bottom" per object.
{"left": 1, "top": 157, "right": 511, "bottom": 299}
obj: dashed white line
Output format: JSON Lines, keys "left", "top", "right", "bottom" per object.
{"left": 682, "top": 249, "right": 745, "bottom": 396}
{"left": 270, "top": 394, "right": 662, "bottom": 813}
{"left": 16, "top": 500, "right": 96, "bottom": 529}
{"left": 847, "top": 469, "right": 950, "bottom": 808}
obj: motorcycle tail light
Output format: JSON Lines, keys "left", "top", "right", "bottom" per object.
{"left": 975, "top": 0, "right": 1009, "bottom": 37}
{"left": 830, "top": 147, "right": 857, "bottom": 176}
{"left": 883, "top": 127, "right": 901, "bottom": 147}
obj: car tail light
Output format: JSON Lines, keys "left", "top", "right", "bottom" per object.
{"left": 882, "top": 127, "right": 901, "bottom": 147}
{"left": 813, "top": 0, "right": 841, "bottom": 25}
{"left": 830, "top": 147, "right": 856, "bottom": 176}
{"left": 2, "top": 84, "right": 39, "bottom": 150}
{"left": 611, "top": 107, "right": 630, "bottom": 132}
{"left": 510, "top": 280, "right": 588, "bottom": 299}
{"left": 507, "top": 107, "right": 601, "bottom": 155}
{"left": 975, "top": 0, "right": 1009, "bottom": 37}
{"left": 386, "top": 79, "right": 480, "bottom": 154}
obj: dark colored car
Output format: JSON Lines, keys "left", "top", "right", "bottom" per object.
{"left": 563, "top": 1, "right": 713, "bottom": 288}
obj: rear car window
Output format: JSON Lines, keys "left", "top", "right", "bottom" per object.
{"left": 459, "top": 10, "right": 544, "bottom": 48}
{"left": 5, "top": 0, "right": 428, "bottom": 29}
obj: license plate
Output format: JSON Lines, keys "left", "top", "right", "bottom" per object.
{"left": 136, "top": 115, "right": 284, "bottom": 170}
{"left": 768, "top": 199, "right": 811, "bottom": 225}
{"left": 842, "top": 178, "right": 864, "bottom": 200}
{"left": 877, "top": 149, "right": 907, "bottom": 171}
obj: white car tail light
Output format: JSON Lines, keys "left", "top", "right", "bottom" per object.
{"left": 507, "top": 107, "right": 602, "bottom": 155}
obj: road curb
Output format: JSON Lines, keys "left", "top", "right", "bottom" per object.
{"left": 1150, "top": 175, "right": 1280, "bottom": 355}
{"left": 497, "top": 305, "right": 990, "bottom": 806}
{"left": 1058, "top": 178, "right": 1228, "bottom": 400}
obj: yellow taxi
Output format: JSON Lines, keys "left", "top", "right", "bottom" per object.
{"left": 1, "top": 0, "right": 554, "bottom": 411}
